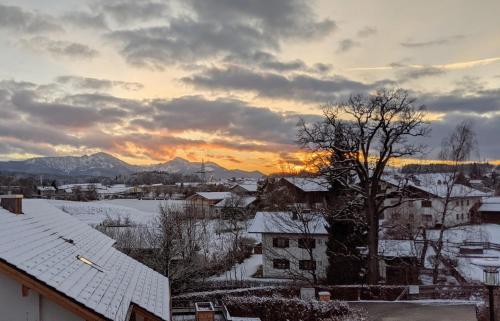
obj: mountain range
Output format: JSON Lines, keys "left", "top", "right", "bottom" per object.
{"left": 0, "top": 152, "right": 263, "bottom": 179}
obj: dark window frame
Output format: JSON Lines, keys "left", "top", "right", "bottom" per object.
{"left": 272, "top": 237, "right": 289, "bottom": 248}
{"left": 298, "top": 238, "right": 316, "bottom": 249}
{"left": 299, "top": 260, "right": 316, "bottom": 270}
{"left": 273, "top": 259, "right": 290, "bottom": 269}
{"left": 421, "top": 200, "right": 432, "bottom": 208}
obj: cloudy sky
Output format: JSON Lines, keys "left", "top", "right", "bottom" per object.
{"left": 0, "top": 0, "right": 499, "bottom": 173}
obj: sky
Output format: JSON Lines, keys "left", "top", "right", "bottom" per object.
{"left": 0, "top": 0, "right": 500, "bottom": 173}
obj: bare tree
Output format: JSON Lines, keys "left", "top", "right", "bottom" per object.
{"left": 431, "top": 120, "right": 478, "bottom": 283}
{"left": 145, "top": 204, "right": 209, "bottom": 291}
{"left": 298, "top": 88, "right": 428, "bottom": 284}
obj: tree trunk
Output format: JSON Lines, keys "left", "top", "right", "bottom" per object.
{"left": 367, "top": 201, "right": 379, "bottom": 284}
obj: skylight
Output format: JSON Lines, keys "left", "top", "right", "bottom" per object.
{"left": 76, "top": 255, "right": 105, "bottom": 272}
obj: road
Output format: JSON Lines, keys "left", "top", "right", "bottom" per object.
{"left": 350, "top": 302, "right": 477, "bottom": 321}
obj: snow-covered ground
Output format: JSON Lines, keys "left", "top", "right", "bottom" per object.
{"left": 98, "top": 199, "right": 185, "bottom": 213}
{"left": 427, "top": 224, "right": 500, "bottom": 283}
{"left": 210, "top": 254, "right": 263, "bottom": 281}
{"left": 49, "top": 199, "right": 160, "bottom": 226}
{"left": 49, "top": 199, "right": 188, "bottom": 226}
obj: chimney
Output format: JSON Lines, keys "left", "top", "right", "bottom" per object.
{"left": 0, "top": 195, "right": 23, "bottom": 214}
{"left": 318, "top": 291, "right": 331, "bottom": 302}
{"left": 195, "top": 302, "right": 215, "bottom": 321}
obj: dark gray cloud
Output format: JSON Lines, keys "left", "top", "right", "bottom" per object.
{"left": 224, "top": 51, "right": 332, "bottom": 74}
{"left": 56, "top": 76, "right": 143, "bottom": 91}
{"left": 62, "top": 11, "right": 108, "bottom": 30}
{"left": 421, "top": 89, "right": 500, "bottom": 114}
{"left": 25, "top": 36, "right": 99, "bottom": 59}
{"left": 10, "top": 90, "right": 128, "bottom": 128}
{"left": 420, "top": 113, "right": 500, "bottom": 160}
{"left": 146, "top": 95, "right": 321, "bottom": 145}
{"left": 109, "top": 18, "right": 277, "bottom": 70}
{"left": 182, "top": 66, "right": 392, "bottom": 102}
{"left": 357, "top": 26, "right": 377, "bottom": 38}
{"left": 397, "top": 66, "right": 446, "bottom": 81}
{"left": 185, "top": 0, "right": 335, "bottom": 39}
{"left": 107, "top": 0, "right": 335, "bottom": 69}
{"left": 99, "top": 0, "right": 169, "bottom": 24}
{"left": 401, "top": 34, "right": 465, "bottom": 48}
{"left": 0, "top": 4, "right": 62, "bottom": 34}
{"left": 337, "top": 38, "right": 360, "bottom": 52}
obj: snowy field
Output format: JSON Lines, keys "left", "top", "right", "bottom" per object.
{"left": 49, "top": 199, "right": 185, "bottom": 226}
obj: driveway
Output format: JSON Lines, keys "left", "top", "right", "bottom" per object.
{"left": 350, "top": 302, "right": 477, "bottom": 321}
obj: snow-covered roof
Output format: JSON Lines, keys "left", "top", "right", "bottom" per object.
{"left": 97, "top": 184, "right": 134, "bottom": 195}
{"left": 282, "top": 177, "right": 330, "bottom": 192}
{"left": 384, "top": 173, "right": 489, "bottom": 198}
{"left": 37, "top": 186, "right": 56, "bottom": 191}
{"left": 232, "top": 183, "right": 258, "bottom": 192}
{"left": 378, "top": 240, "right": 419, "bottom": 258}
{"left": 58, "top": 183, "right": 106, "bottom": 192}
{"left": 0, "top": 199, "right": 170, "bottom": 321}
{"left": 214, "top": 196, "right": 256, "bottom": 208}
{"left": 479, "top": 197, "right": 500, "bottom": 212}
{"left": 248, "top": 211, "right": 328, "bottom": 235}
{"left": 192, "top": 192, "right": 233, "bottom": 200}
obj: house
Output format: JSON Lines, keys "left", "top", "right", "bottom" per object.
{"left": 36, "top": 186, "right": 56, "bottom": 198}
{"left": 186, "top": 192, "right": 233, "bottom": 217}
{"left": 213, "top": 195, "right": 257, "bottom": 218}
{"left": 378, "top": 240, "right": 419, "bottom": 285}
{"left": 230, "top": 182, "right": 258, "bottom": 196}
{"left": 248, "top": 211, "right": 328, "bottom": 280}
{"left": 260, "top": 177, "right": 331, "bottom": 209}
{"left": 383, "top": 174, "right": 489, "bottom": 228}
{"left": 478, "top": 197, "right": 500, "bottom": 224}
{"left": 0, "top": 195, "right": 170, "bottom": 321}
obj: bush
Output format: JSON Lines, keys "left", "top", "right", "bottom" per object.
{"left": 223, "top": 295, "right": 365, "bottom": 321}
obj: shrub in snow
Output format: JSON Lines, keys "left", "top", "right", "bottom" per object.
{"left": 223, "top": 295, "right": 365, "bottom": 321}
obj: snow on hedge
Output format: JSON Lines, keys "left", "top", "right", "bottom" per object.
{"left": 224, "top": 295, "right": 366, "bottom": 321}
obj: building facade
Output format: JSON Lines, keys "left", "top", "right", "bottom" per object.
{"left": 249, "top": 212, "right": 329, "bottom": 281}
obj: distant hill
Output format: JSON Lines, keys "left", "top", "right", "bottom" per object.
{"left": 0, "top": 153, "right": 263, "bottom": 179}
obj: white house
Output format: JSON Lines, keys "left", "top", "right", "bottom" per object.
{"left": 383, "top": 174, "right": 489, "bottom": 227}
{"left": 0, "top": 195, "right": 170, "bottom": 321}
{"left": 248, "top": 211, "right": 328, "bottom": 281}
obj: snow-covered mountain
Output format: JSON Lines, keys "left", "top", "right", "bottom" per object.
{"left": 147, "top": 157, "right": 263, "bottom": 179}
{"left": 0, "top": 153, "right": 263, "bottom": 179}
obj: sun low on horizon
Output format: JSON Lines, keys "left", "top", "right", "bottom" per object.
{"left": 1, "top": 0, "right": 500, "bottom": 174}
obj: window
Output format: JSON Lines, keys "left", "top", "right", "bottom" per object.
{"left": 299, "top": 260, "right": 317, "bottom": 270}
{"left": 273, "top": 259, "right": 290, "bottom": 269}
{"left": 421, "top": 200, "right": 432, "bottom": 208}
{"left": 273, "top": 238, "right": 289, "bottom": 248}
{"left": 298, "top": 238, "right": 316, "bottom": 249}
{"left": 423, "top": 214, "right": 433, "bottom": 222}
{"left": 456, "top": 214, "right": 459, "bottom": 220}
{"left": 461, "top": 200, "right": 464, "bottom": 206}
{"left": 456, "top": 200, "right": 460, "bottom": 206}
{"left": 461, "top": 213, "right": 464, "bottom": 220}
{"left": 467, "top": 200, "right": 470, "bottom": 206}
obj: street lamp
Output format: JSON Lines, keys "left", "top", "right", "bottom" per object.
{"left": 473, "top": 259, "right": 500, "bottom": 321}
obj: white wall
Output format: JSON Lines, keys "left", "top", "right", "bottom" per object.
{"left": 384, "top": 196, "right": 481, "bottom": 227}
{"left": 0, "top": 272, "right": 84, "bottom": 321}
{"left": 262, "top": 233, "right": 328, "bottom": 280}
